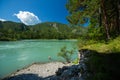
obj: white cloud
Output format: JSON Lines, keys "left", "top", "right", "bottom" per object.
{"left": 14, "top": 11, "right": 41, "bottom": 25}
{"left": 0, "top": 18, "right": 6, "bottom": 21}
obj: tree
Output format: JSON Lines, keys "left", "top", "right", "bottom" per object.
{"left": 66, "top": 0, "right": 120, "bottom": 40}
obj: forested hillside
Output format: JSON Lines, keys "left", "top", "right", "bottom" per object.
{"left": 0, "top": 21, "right": 85, "bottom": 41}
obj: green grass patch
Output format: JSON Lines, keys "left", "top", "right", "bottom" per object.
{"left": 79, "top": 36, "right": 120, "bottom": 53}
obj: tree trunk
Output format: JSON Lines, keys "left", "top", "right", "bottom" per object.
{"left": 101, "top": 0, "right": 110, "bottom": 40}
{"left": 115, "top": 0, "right": 120, "bottom": 35}
{"left": 118, "top": 1, "right": 120, "bottom": 33}
{"left": 99, "top": 7, "right": 102, "bottom": 27}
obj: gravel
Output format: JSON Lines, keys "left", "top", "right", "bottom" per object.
{"left": 10, "top": 62, "right": 71, "bottom": 78}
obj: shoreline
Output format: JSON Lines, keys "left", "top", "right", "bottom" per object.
{"left": 0, "top": 39, "right": 77, "bottom": 42}
{"left": 2, "top": 62, "right": 72, "bottom": 80}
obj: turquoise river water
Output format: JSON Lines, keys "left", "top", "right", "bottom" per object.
{"left": 0, "top": 40, "right": 77, "bottom": 79}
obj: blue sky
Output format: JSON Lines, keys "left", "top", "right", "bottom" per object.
{"left": 0, "top": 0, "right": 68, "bottom": 25}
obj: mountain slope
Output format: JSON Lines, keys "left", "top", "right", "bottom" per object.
{"left": 0, "top": 21, "right": 86, "bottom": 40}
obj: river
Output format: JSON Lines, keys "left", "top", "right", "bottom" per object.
{"left": 0, "top": 40, "right": 77, "bottom": 79}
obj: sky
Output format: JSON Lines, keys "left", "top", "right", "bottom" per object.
{"left": 0, "top": 0, "right": 69, "bottom": 25}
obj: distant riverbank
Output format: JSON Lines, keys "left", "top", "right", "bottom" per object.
{"left": 0, "top": 39, "right": 77, "bottom": 41}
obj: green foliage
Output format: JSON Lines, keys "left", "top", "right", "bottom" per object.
{"left": 66, "top": 0, "right": 104, "bottom": 41}
{"left": 72, "top": 58, "right": 79, "bottom": 64}
{"left": 0, "top": 21, "right": 85, "bottom": 40}
{"left": 66, "top": 0, "right": 120, "bottom": 41}
{"left": 66, "top": 0, "right": 100, "bottom": 26}
{"left": 57, "top": 46, "right": 75, "bottom": 63}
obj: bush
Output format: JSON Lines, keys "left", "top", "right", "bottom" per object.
{"left": 57, "top": 46, "right": 76, "bottom": 63}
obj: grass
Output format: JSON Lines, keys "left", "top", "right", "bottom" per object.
{"left": 79, "top": 36, "right": 120, "bottom": 53}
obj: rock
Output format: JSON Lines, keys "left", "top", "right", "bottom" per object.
{"left": 61, "top": 70, "right": 72, "bottom": 77}
{"left": 70, "top": 77, "right": 81, "bottom": 80}
{"left": 56, "top": 66, "right": 69, "bottom": 76}
{"left": 53, "top": 49, "right": 92, "bottom": 80}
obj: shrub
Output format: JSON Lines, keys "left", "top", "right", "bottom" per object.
{"left": 57, "top": 46, "right": 75, "bottom": 63}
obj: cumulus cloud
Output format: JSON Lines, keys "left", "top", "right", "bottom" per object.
{"left": 14, "top": 11, "right": 41, "bottom": 25}
{"left": 0, "top": 18, "right": 6, "bottom": 21}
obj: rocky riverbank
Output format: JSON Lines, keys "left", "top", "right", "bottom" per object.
{"left": 3, "top": 49, "right": 90, "bottom": 80}
{"left": 3, "top": 62, "right": 72, "bottom": 80}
